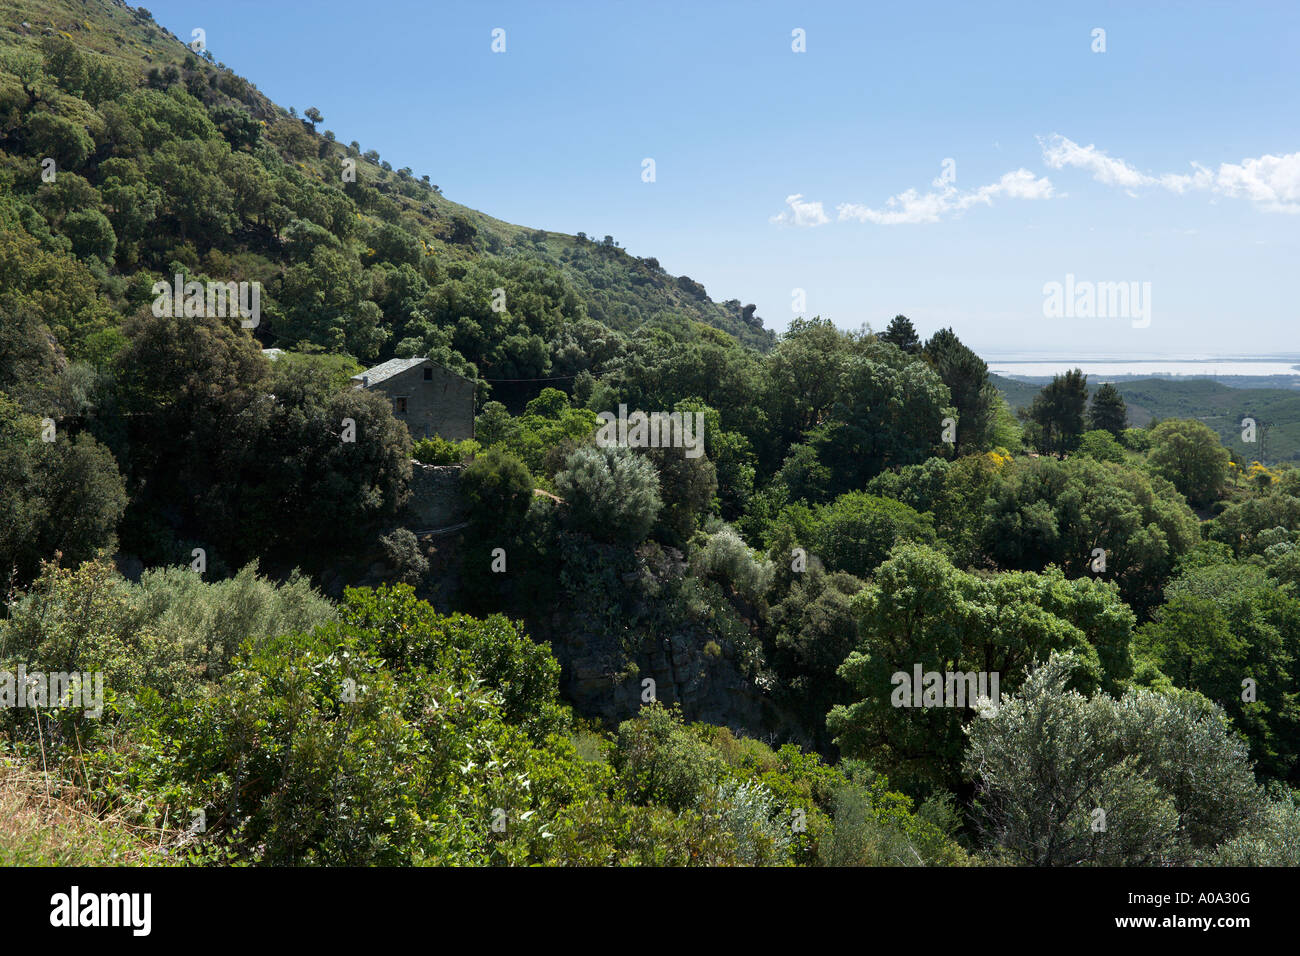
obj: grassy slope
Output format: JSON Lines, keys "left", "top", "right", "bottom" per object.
{"left": 0, "top": 760, "right": 170, "bottom": 865}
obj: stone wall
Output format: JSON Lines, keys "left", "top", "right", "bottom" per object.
{"left": 402, "top": 463, "right": 467, "bottom": 530}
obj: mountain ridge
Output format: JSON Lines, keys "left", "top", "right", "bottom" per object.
{"left": 0, "top": 0, "right": 773, "bottom": 387}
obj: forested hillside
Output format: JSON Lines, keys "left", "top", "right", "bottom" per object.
{"left": 995, "top": 374, "right": 1300, "bottom": 465}
{"left": 2, "top": 1, "right": 1298, "bottom": 868}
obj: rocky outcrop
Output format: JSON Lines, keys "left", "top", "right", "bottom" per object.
{"left": 383, "top": 466, "right": 803, "bottom": 744}
{"left": 541, "top": 607, "right": 803, "bottom": 747}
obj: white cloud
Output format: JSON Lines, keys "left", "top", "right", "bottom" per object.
{"left": 1040, "top": 134, "right": 1300, "bottom": 212}
{"left": 1039, "top": 134, "right": 1153, "bottom": 189}
{"left": 835, "top": 168, "right": 1055, "bottom": 225}
{"left": 838, "top": 188, "right": 948, "bottom": 225}
{"left": 770, "top": 193, "right": 830, "bottom": 227}
{"left": 964, "top": 168, "right": 1057, "bottom": 203}
{"left": 1215, "top": 152, "right": 1300, "bottom": 212}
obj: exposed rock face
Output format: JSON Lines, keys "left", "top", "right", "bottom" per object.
{"left": 378, "top": 464, "right": 802, "bottom": 744}
{"left": 550, "top": 620, "right": 796, "bottom": 742}
{"left": 646, "top": 632, "right": 776, "bottom": 729}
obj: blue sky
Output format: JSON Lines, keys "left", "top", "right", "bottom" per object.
{"left": 147, "top": 0, "right": 1299, "bottom": 355}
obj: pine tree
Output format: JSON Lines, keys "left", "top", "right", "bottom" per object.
{"left": 923, "top": 327, "right": 996, "bottom": 455}
{"left": 880, "top": 314, "right": 921, "bottom": 353}
{"left": 1023, "top": 368, "right": 1089, "bottom": 456}
{"left": 1088, "top": 383, "right": 1128, "bottom": 437}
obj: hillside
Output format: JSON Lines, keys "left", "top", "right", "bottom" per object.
{"left": 2, "top": 0, "right": 1299, "bottom": 877}
{"left": 1113, "top": 379, "right": 1300, "bottom": 462}
{"left": 988, "top": 372, "right": 1041, "bottom": 411}
{"left": 993, "top": 373, "right": 1300, "bottom": 463}
{"left": 0, "top": 0, "right": 772, "bottom": 392}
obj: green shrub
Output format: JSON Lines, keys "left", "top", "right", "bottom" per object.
{"left": 412, "top": 435, "right": 480, "bottom": 465}
{"left": 612, "top": 703, "right": 725, "bottom": 811}
{"left": 460, "top": 446, "right": 534, "bottom": 535}
{"left": 965, "top": 652, "right": 1262, "bottom": 865}
{"left": 819, "top": 776, "right": 970, "bottom": 867}
{"left": 1212, "top": 790, "right": 1300, "bottom": 866}
{"left": 379, "top": 528, "right": 429, "bottom": 584}
{"left": 554, "top": 444, "right": 661, "bottom": 545}
{"left": 691, "top": 524, "right": 773, "bottom": 603}
{"left": 1076, "top": 428, "right": 1125, "bottom": 463}
{"left": 72, "top": 586, "right": 593, "bottom": 865}
{"left": 1121, "top": 427, "right": 1153, "bottom": 452}
{"left": 708, "top": 779, "right": 792, "bottom": 865}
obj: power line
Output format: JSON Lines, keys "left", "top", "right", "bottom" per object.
{"left": 479, "top": 374, "right": 577, "bottom": 383}
{"left": 411, "top": 522, "right": 469, "bottom": 537}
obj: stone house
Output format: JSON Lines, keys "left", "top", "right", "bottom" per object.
{"left": 351, "top": 357, "right": 475, "bottom": 441}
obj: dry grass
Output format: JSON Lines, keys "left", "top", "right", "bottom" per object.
{"left": 0, "top": 758, "right": 175, "bottom": 866}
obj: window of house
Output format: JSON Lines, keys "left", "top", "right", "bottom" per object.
{"left": 423, "top": 367, "right": 433, "bottom": 381}
{"left": 394, "top": 397, "right": 407, "bottom": 415}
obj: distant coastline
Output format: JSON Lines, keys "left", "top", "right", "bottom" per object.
{"left": 985, "top": 355, "right": 1300, "bottom": 383}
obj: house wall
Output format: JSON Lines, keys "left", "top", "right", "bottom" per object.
{"left": 377, "top": 363, "right": 475, "bottom": 441}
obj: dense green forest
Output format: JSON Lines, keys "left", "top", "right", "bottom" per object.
{"left": 994, "top": 373, "right": 1300, "bottom": 466}
{"left": 1, "top": 1, "right": 1297, "bottom": 866}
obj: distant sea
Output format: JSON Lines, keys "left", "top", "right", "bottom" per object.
{"left": 984, "top": 353, "right": 1300, "bottom": 380}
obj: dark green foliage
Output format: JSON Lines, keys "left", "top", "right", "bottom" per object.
{"left": 923, "top": 327, "right": 998, "bottom": 455}
{"left": 554, "top": 445, "right": 661, "bottom": 545}
{"left": 1207, "top": 491, "right": 1300, "bottom": 557}
{"left": 60, "top": 208, "right": 116, "bottom": 262}
{"left": 1022, "top": 368, "right": 1089, "bottom": 456}
{"left": 774, "top": 491, "right": 937, "bottom": 580}
{"left": 879, "top": 314, "right": 920, "bottom": 353}
{"left": 1135, "top": 560, "right": 1300, "bottom": 781}
{"left": 829, "top": 544, "right": 1136, "bottom": 795}
{"left": 809, "top": 340, "right": 954, "bottom": 494}
{"left": 2, "top": 3, "right": 1297, "bottom": 870}
{"left": 1147, "top": 418, "right": 1231, "bottom": 506}
{"left": 642, "top": 443, "right": 718, "bottom": 548}
{"left": 0, "top": 398, "right": 127, "bottom": 584}
{"left": 866, "top": 452, "right": 1008, "bottom": 569}
{"left": 1076, "top": 428, "right": 1125, "bottom": 462}
{"left": 769, "top": 568, "right": 864, "bottom": 750}
{"left": 23, "top": 111, "right": 93, "bottom": 168}
{"left": 461, "top": 446, "right": 535, "bottom": 538}
{"left": 379, "top": 528, "right": 429, "bottom": 585}
{"left": 983, "top": 455, "right": 1198, "bottom": 615}
{"left": 1088, "top": 382, "right": 1128, "bottom": 437}
{"left": 110, "top": 312, "right": 410, "bottom": 566}
{"left": 866, "top": 457, "right": 951, "bottom": 514}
